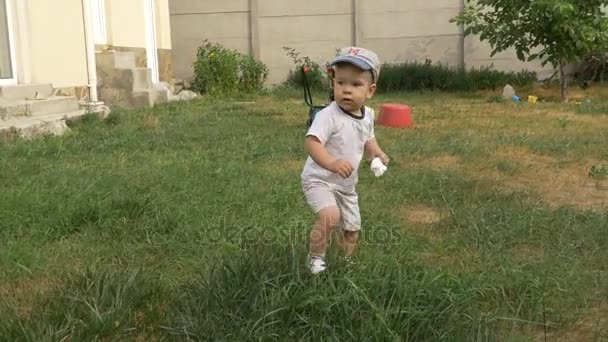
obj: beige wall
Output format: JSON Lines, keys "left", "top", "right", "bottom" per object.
{"left": 103, "top": 0, "right": 170, "bottom": 50}
{"left": 465, "top": 36, "right": 554, "bottom": 79}
{"left": 358, "top": 1, "right": 462, "bottom": 65}
{"left": 169, "top": 0, "right": 251, "bottom": 81}
{"left": 105, "top": 0, "right": 171, "bottom": 50}
{"left": 26, "top": 0, "right": 88, "bottom": 88}
{"left": 171, "top": 0, "right": 552, "bottom": 85}
{"left": 258, "top": 0, "right": 353, "bottom": 85}
{"left": 106, "top": 0, "right": 147, "bottom": 48}
{"left": 155, "top": 0, "right": 171, "bottom": 50}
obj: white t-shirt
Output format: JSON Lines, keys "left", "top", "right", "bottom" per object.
{"left": 301, "top": 101, "right": 375, "bottom": 188}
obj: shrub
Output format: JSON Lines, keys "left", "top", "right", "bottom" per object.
{"left": 283, "top": 47, "right": 328, "bottom": 90}
{"left": 193, "top": 40, "right": 268, "bottom": 94}
{"left": 239, "top": 54, "right": 269, "bottom": 93}
{"left": 572, "top": 50, "right": 608, "bottom": 86}
{"left": 376, "top": 60, "right": 537, "bottom": 92}
{"left": 281, "top": 52, "right": 537, "bottom": 93}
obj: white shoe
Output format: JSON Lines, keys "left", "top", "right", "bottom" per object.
{"left": 308, "top": 255, "right": 327, "bottom": 274}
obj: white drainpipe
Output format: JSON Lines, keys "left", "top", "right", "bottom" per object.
{"left": 81, "top": 0, "right": 103, "bottom": 108}
{"left": 15, "top": 0, "right": 31, "bottom": 83}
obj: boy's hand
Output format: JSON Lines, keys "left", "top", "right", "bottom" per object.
{"left": 365, "top": 139, "right": 389, "bottom": 166}
{"left": 330, "top": 159, "right": 354, "bottom": 179}
{"left": 378, "top": 153, "right": 390, "bottom": 166}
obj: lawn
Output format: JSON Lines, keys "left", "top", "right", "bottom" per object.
{"left": 1, "top": 86, "right": 607, "bottom": 341}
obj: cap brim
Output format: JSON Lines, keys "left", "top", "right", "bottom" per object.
{"left": 331, "top": 56, "right": 373, "bottom": 71}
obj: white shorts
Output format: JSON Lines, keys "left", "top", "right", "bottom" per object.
{"left": 302, "top": 180, "right": 361, "bottom": 231}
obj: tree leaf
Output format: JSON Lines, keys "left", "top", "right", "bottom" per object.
{"left": 451, "top": 0, "right": 608, "bottom": 101}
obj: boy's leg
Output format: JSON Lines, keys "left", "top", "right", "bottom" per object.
{"left": 309, "top": 206, "right": 341, "bottom": 257}
{"left": 341, "top": 230, "right": 360, "bottom": 258}
{"left": 302, "top": 181, "right": 342, "bottom": 260}
{"left": 335, "top": 188, "right": 361, "bottom": 258}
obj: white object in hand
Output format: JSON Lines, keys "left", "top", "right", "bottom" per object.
{"left": 371, "top": 157, "right": 387, "bottom": 177}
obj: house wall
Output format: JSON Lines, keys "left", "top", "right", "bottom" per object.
{"left": 155, "top": 0, "right": 171, "bottom": 50}
{"left": 170, "top": 0, "right": 554, "bottom": 85}
{"left": 104, "top": 0, "right": 171, "bottom": 50}
{"left": 26, "top": 0, "right": 89, "bottom": 88}
{"left": 106, "top": 0, "right": 147, "bottom": 48}
{"left": 105, "top": 0, "right": 172, "bottom": 80}
{"left": 10, "top": 0, "right": 172, "bottom": 92}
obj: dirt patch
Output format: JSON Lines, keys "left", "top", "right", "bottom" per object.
{"left": 0, "top": 276, "right": 60, "bottom": 318}
{"left": 140, "top": 113, "right": 160, "bottom": 130}
{"left": 406, "top": 208, "right": 473, "bottom": 270}
{"left": 404, "top": 205, "right": 444, "bottom": 225}
{"left": 510, "top": 244, "right": 545, "bottom": 264}
{"left": 535, "top": 308, "right": 608, "bottom": 342}
{"left": 544, "top": 110, "right": 608, "bottom": 125}
{"left": 399, "top": 204, "right": 449, "bottom": 246}
{"left": 410, "top": 119, "right": 452, "bottom": 130}
{"left": 495, "top": 146, "right": 552, "bottom": 163}
{"left": 427, "top": 155, "right": 462, "bottom": 170}
{"left": 496, "top": 161, "right": 608, "bottom": 211}
{"left": 401, "top": 154, "right": 479, "bottom": 270}
{"left": 528, "top": 85, "right": 600, "bottom": 104}
{"left": 470, "top": 147, "right": 608, "bottom": 212}
{"left": 418, "top": 245, "right": 479, "bottom": 272}
{"left": 408, "top": 154, "right": 462, "bottom": 170}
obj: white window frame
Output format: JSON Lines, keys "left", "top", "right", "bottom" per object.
{"left": 0, "top": 0, "right": 18, "bottom": 85}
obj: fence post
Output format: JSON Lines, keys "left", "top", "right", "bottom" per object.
{"left": 458, "top": 0, "right": 465, "bottom": 69}
{"left": 249, "top": 0, "right": 260, "bottom": 58}
{"left": 352, "top": 0, "right": 361, "bottom": 46}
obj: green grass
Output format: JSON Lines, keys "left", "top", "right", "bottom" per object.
{"left": 1, "top": 89, "right": 608, "bottom": 340}
{"left": 576, "top": 102, "right": 608, "bottom": 115}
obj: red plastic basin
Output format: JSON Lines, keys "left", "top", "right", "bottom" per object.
{"left": 377, "top": 103, "right": 413, "bottom": 128}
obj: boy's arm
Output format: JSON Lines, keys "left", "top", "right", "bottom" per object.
{"left": 364, "top": 138, "right": 390, "bottom": 165}
{"left": 305, "top": 136, "right": 354, "bottom": 178}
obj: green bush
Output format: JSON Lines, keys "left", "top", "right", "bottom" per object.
{"left": 376, "top": 60, "right": 537, "bottom": 92}
{"left": 283, "top": 46, "right": 328, "bottom": 90}
{"left": 193, "top": 40, "right": 268, "bottom": 94}
{"left": 572, "top": 50, "right": 608, "bottom": 85}
{"left": 280, "top": 51, "right": 537, "bottom": 93}
{"left": 239, "top": 54, "right": 269, "bottom": 92}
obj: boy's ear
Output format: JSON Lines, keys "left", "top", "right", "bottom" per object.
{"left": 367, "top": 83, "right": 377, "bottom": 99}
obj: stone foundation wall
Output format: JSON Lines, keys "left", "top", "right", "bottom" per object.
{"left": 106, "top": 46, "right": 173, "bottom": 82}
{"left": 54, "top": 86, "right": 89, "bottom": 101}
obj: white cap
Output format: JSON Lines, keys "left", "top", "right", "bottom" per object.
{"left": 331, "top": 47, "right": 381, "bottom": 82}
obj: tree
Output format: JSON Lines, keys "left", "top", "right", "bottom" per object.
{"left": 452, "top": 0, "right": 608, "bottom": 102}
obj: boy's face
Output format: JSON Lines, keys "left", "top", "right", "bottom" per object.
{"left": 332, "top": 63, "right": 376, "bottom": 114}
